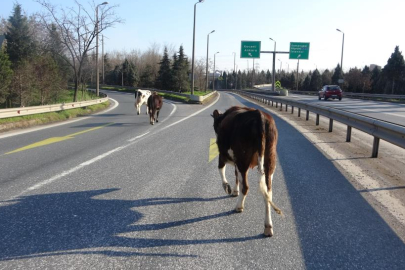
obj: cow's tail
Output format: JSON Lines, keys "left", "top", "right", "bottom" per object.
{"left": 259, "top": 114, "right": 283, "bottom": 216}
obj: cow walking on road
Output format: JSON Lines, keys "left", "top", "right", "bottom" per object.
{"left": 212, "top": 106, "right": 283, "bottom": 237}
{"left": 135, "top": 89, "right": 152, "bottom": 115}
{"left": 147, "top": 92, "right": 163, "bottom": 125}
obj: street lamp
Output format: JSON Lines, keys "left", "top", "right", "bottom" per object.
{"left": 96, "top": 1, "right": 108, "bottom": 97}
{"left": 213, "top": 51, "right": 219, "bottom": 91}
{"left": 278, "top": 59, "right": 282, "bottom": 73}
{"left": 191, "top": 0, "right": 204, "bottom": 95}
{"left": 232, "top": 52, "right": 236, "bottom": 90}
{"left": 269, "top": 38, "right": 276, "bottom": 92}
{"left": 205, "top": 29, "right": 215, "bottom": 92}
{"left": 336, "top": 28, "right": 344, "bottom": 72}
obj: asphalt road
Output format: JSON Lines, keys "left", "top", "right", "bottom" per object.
{"left": 1, "top": 90, "right": 405, "bottom": 269}
{"left": 262, "top": 92, "right": 405, "bottom": 126}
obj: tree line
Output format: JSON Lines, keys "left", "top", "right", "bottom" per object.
{"left": 1, "top": 3, "right": 404, "bottom": 109}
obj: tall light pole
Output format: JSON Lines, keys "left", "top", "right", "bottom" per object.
{"left": 269, "top": 38, "right": 276, "bottom": 92}
{"left": 278, "top": 59, "right": 282, "bottom": 73}
{"left": 191, "top": 0, "right": 204, "bottom": 95}
{"left": 102, "top": 34, "right": 104, "bottom": 84}
{"left": 232, "top": 52, "right": 236, "bottom": 90}
{"left": 96, "top": 1, "right": 108, "bottom": 97}
{"left": 336, "top": 29, "right": 344, "bottom": 72}
{"left": 213, "top": 51, "right": 219, "bottom": 91}
{"left": 205, "top": 29, "right": 215, "bottom": 92}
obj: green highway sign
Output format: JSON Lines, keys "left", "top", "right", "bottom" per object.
{"left": 241, "top": 41, "right": 261, "bottom": 58}
{"left": 289, "top": 42, "right": 310, "bottom": 60}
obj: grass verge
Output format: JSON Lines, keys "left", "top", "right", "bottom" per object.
{"left": 0, "top": 101, "right": 110, "bottom": 133}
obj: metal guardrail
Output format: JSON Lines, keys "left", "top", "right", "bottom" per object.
{"left": 235, "top": 90, "right": 405, "bottom": 158}
{"left": 0, "top": 97, "right": 108, "bottom": 119}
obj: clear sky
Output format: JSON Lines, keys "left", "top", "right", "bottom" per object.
{"left": 2, "top": 0, "right": 405, "bottom": 74}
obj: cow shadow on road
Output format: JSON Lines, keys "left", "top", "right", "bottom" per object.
{"left": 229, "top": 93, "right": 405, "bottom": 268}
{"left": 0, "top": 189, "right": 261, "bottom": 261}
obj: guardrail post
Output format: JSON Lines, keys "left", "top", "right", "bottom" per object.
{"left": 316, "top": 114, "right": 320, "bottom": 125}
{"left": 298, "top": 108, "right": 301, "bottom": 117}
{"left": 346, "top": 126, "right": 352, "bottom": 142}
{"left": 306, "top": 110, "right": 309, "bottom": 121}
{"left": 329, "top": 119, "right": 333, "bottom": 132}
{"left": 280, "top": 103, "right": 283, "bottom": 111}
{"left": 372, "top": 137, "right": 380, "bottom": 158}
{"left": 285, "top": 104, "right": 288, "bottom": 111}
{"left": 276, "top": 102, "right": 278, "bottom": 108}
{"left": 291, "top": 106, "right": 294, "bottom": 114}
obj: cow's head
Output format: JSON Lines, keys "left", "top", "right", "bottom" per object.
{"left": 211, "top": 109, "right": 222, "bottom": 134}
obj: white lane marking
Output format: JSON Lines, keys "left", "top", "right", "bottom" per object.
{"left": 246, "top": 94, "right": 405, "bottom": 228}
{"left": 128, "top": 132, "right": 150, "bottom": 142}
{"left": 13, "top": 93, "right": 220, "bottom": 197}
{"left": 0, "top": 98, "right": 119, "bottom": 140}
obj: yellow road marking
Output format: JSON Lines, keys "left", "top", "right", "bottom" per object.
{"left": 209, "top": 138, "right": 219, "bottom": 162}
{"left": 5, "top": 123, "right": 114, "bottom": 155}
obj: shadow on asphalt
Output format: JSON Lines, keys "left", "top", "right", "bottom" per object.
{"left": 229, "top": 92, "right": 405, "bottom": 269}
{"left": 0, "top": 189, "right": 262, "bottom": 261}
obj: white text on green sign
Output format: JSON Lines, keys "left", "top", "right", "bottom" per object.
{"left": 240, "top": 41, "right": 261, "bottom": 59}
{"left": 289, "top": 42, "right": 310, "bottom": 60}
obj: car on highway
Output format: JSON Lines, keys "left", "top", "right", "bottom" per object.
{"left": 318, "top": 85, "right": 343, "bottom": 101}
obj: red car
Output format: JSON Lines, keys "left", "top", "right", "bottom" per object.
{"left": 318, "top": 85, "right": 343, "bottom": 101}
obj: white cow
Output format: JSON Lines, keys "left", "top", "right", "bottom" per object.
{"left": 135, "top": 89, "right": 152, "bottom": 115}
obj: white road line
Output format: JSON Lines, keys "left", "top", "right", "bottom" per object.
{"left": 13, "top": 93, "right": 220, "bottom": 197}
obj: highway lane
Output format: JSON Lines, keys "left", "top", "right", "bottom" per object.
{"left": 266, "top": 93, "right": 405, "bottom": 126}
{"left": 1, "top": 91, "right": 405, "bottom": 269}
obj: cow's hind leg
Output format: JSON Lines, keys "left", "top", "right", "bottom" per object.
{"left": 156, "top": 109, "right": 160, "bottom": 122}
{"left": 260, "top": 169, "right": 274, "bottom": 237}
{"left": 235, "top": 168, "right": 248, "bottom": 212}
{"left": 232, "top": 167, "right": 239, "bottom": 197}
{"left": 218, "top": 157, "right": 232, "bottom": 195}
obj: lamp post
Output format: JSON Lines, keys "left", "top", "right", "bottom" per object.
{"left": 213, "top": 51, "right": 219, "bottom": 91}
{"left": 232, "top": 52, "right": 236, "bottom": 90}
{"left": 191, "top": 0, "right": 204, "bottom": 95}
{"left": 205, "top": 30, "right": 215, "bottom": 92}
{"left": 336, "top": 29, "right": 344, "bottom": 72}
{"left": 269, "top": 38, "right": 276, "bottom": 92}
{"left": 96, "top": 1, "right": 108, "bottom": 97}
{"left": 278, "top": 59, "right": 282, "bottom": 73}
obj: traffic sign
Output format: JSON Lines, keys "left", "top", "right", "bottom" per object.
{"left": 289, "top": 42, "right": 310, "bottom": 60}
{"left": 241, "top": 41, "right": 261, "bottom": 58}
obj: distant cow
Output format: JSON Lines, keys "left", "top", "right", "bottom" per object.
{"left": 147, "top": 92, "right": 163, "bottom": 125}
{"left": 135, "top": 89, "right": 152, "bottom": 115}
{"left": 212, "top": 106, "right": 282, "bottom": 237}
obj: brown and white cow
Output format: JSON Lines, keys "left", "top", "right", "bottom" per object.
{"left": 212, "top": 106, "right": 282, "bottom": 237}
{"left": 135, "top": 89, "right": 152, "bottom": 115}
{"left": 147, "top": 92, "right": 163, "bottom": 125}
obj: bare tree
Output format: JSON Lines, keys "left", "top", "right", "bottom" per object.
{"left": 36, "top": 0, "right": 122, "bottom": 101}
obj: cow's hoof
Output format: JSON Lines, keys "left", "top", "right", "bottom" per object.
{"left": 264, "top": 226, "right": 273, "bottom": 237}
{"left": 137, "top": 112, "right": 140, "bottom": 115}
{"left": 223, "top": 183, "right": 232, "bottom": 195}
{"left": 235, "top": 207, "right": 244, "bottom": 213}
{"left": 231, "top": 190, "right": 239, "bottom": 197}
{"left": 156, "top": 119, "right": 159, "bottom": 122}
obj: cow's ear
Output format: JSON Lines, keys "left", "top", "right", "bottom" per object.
{"left": 212, "top": 109, "right": 220, "bottom": 119}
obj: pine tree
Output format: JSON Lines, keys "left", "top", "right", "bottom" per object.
{"left": 321, "top": 69, "right": 332, "bottom": 85}
{"left": 310, "top": 69, "right": 322, "bottom": 91}
{"left": 140, "top": 64, "right": 154, "bottom": 88}
{"left": 5, "top": 4, "right": 35, "bottom": 67}
{"left": 383, "top": 46, "right": 405, "bottom": 94}
{"left": 303, "top": 75, "right": 311, "bottom": 91}
{"left": 156, "top": 47, "right": 172, "bottom": 90}
{"left": 176, "top": 45, "right": 190, "bottom": 92}
{"left": 331, "top": 64, "right": 343, "bottom": 84}
{"left": 0, "top": 48, "right": 13, "bottom": 107}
